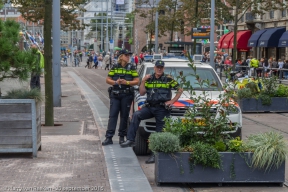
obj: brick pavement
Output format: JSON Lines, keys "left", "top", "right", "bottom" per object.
{"left": 0, "top": 70, "right": 111, "bottom": 192}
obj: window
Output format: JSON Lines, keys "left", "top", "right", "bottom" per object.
{"left": 282, "top": 10, "right": 286, "bottom": 17}
{"left": 241, "top": 15, "right": 244, "bottom": 23}
{"left": 145, "top": 67, "right": 223, "bottom": 90}
{"left": 269, "top": 10, "right": 274, "bottom": 19}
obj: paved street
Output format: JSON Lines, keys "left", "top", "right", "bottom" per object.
{"left": 0, "top": 61, "right": 288, "bottom": 191}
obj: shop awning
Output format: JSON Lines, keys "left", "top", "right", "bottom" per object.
{"left": 257, "top": 27, "right": 286, "bottom": 47}
{"left": 221, "top": 32, "right": 234, "bottom": 49}
{"left": 278, "top": 31, "right": 288, "bottom": 47}
{"left": 247, "top": 29, "right": 267, "bottom": 47}
{"left": 229, "top": 30, "right": 252, "bottom": 51}
{"left": 217, "top": 32, "right": 231, "bottom": 49}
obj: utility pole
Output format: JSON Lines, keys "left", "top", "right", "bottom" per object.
{"left": 155, "top": 0, "right": 159, "bottom": 54}
{"left": 101, "top": 1, "right": 103, "bottom": 52}
{"left": 106, "top": 0, "right": 109, "bottom": 52}
{"left": 232, "top": 0, "right": 239, "bottom": 70}
{"left": 52, "top": 0, "right": 61, "bottom": 107}
{"left": 110, "top": 0, "right": 113, "bottom": 53}
{"left": 209, "top": 0, "right": 215, "bottom": 69}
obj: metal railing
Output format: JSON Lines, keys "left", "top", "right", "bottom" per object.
{"left": 214, "top": 64, "right": 288, "bottom": 84}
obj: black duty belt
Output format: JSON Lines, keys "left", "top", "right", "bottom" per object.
{"left": 112, "top": 89, "right": 131, "bottom": 94}
{"left": 147, "top": 102, "right": 165, "bottom": 107}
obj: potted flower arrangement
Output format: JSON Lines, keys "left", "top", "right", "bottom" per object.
{"left": 148, "top": 55, "right": 287, "bottom": 186}
{"left": 0, "top": 17, "right": 42, "bottom": 157}
{"left": 235, "top": 76, "right": 288, "bottom": 112}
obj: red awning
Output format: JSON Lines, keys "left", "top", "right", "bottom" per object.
{"left": 229, "top": 30, "right": 252, "bottom": 51}
{"left": 221, "top": 32, "right": 234, "bottom": 49}
{"left": 217, "top": 33, "right": 231, "bottom": 49}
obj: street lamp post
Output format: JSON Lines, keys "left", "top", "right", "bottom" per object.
{"left": 209, "top": 0, "right": 215, "bottom": 69}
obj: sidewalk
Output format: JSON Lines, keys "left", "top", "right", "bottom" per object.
{"left": 0, "top": 67, "right": 152, "bottom": 192}
{"left": 0, "top": 72, "right": 111, "bottom": 191}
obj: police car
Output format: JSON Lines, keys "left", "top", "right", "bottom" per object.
{"left": 130, "top": 58, "right": 242, "bottom": 155}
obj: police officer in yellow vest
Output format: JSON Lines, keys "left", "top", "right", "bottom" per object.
{"left": 102, "top": 49, "right": 140, "bottom": 146}
{"left": 30, "top": 45, "right": 44, "bottom": 90}
{"left": 121, "top": 60, "right": 183, "bottom": 164}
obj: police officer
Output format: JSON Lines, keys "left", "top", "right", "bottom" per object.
{"left": 102, "top": 49, "right": 140, "bottom": 146}
{"left": 120, "top": 60, "right": 183, "bottom": 164}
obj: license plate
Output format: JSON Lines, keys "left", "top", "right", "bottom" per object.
{"left": 181, "top": 118, "right": 206, "bottom": 126}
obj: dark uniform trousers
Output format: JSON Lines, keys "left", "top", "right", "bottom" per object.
{"left": 30, "top": 73, "right": 41, "bottom": 90}
{"left": 105, "top": 93, "right": 133, "bottom": 138}
{"left": 127, "top": 106, "right": 170, "bottom": 142}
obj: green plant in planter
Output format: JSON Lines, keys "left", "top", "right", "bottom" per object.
{"left": 243, "top": 131, "right": 288, "bottom": 172}
{"left": 227, "top": 137, "right": 243, "bottom": 152}
{"left": 3, "top": 88, "right": 43, "bottom": 102}
{"left": 275, "top": 84, "right": 288, "bottom": 97}
{"left": 189, "top": 142, "right": 221, "bottom": 171}
{"left": 148, "top": 132, "right": 181, "bottom": 153}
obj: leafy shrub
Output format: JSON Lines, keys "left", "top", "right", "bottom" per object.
{"left": 213, "top": 141, "right": 227, "bottom": 152}
{"left": 148, "top": 132, "right": 181, "bottom": 153}
{"left": 3, "top": 88, "right": 43, "bottom": 102}
{"left": 227, "top": 137, "right": 243, "bottom": 152}
{"left": 189, "top": 142, "right": 221, "bottom": 170}
{"left": 237, "top": 88, "right": 253, "bottom": 99}
{"left": 275, "top": 84, "right": 288, "bottom": 97}
{"left": 244, "top": 131, "right": 288, "bottom": 172}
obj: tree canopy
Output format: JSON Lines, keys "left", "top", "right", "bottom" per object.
{"left": 0, "top": 19, "right": 38, "bottom": 81}
{"left": 7, "top": 0, "right": 88, "bottom": 30}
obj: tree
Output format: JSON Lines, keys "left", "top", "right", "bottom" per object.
{"left": 43, "top": 0, "right": 54, "bottom": 126}
{"left": 7, "top": 0, "right": 88, "bottom": 30}
{"left": 0, "top": 19, "right": 38, "bottom": 81}
{"left": 224, "top": 0, "right": 285, "bottom": 67}
{"left": 135, "top": 0, "right": 233, "bottom": 54}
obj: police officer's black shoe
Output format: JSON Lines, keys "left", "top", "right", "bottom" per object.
{"left": 119, "top": 136, "right": 125, "bottom": 144}
{"left": 120, "top": 140, "right": 135, "bottom": 148}
{"left": 102, "top": 138, "right": 113, "bottom": 146}
{"left": 145, "top": 154, "right": 155, "bottom": 164}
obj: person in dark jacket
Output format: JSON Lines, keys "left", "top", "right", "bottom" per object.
{"left": 120, "top": 60, "right": 183, "bottom": 164}
{"left": 102, "top": 49, "right": 140, "bottom": 146}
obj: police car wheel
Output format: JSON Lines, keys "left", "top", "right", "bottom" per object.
{"left": 133, "top": 130, "right": 148, "bottom": 156}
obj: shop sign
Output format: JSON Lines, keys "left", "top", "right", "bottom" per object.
{"left": 191, "top": 28, "right": 210, "bottom": 39}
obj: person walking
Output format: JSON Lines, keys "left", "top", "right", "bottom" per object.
{"left": 102, "top": 49, "right": 139, "bottom": 146}
{"left": 104, "top": 52, "right": 111, "bottom": 70}
{"left": 135, "top": 54, "right": 139, "bottom": 69}
{"left": 98, "top": 54, "right": 103, "bottom": 69}
{"left": 93, "top": 53, "right": 98, "bottom": 69}
{"left": 120, "top": 60, "right": 183, "bottom": 164}
{"left": 79, "top": 51, "right": 83, "bottom": 62}
{"left": 88, "top": 54, "right": 93, "bottom": 69}
{"left": 30, "top": 45, "right": 44, "bottom": 90}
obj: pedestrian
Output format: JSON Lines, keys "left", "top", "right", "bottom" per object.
{"left": 139, "top": 52, "right": 144, "bottom": 64}
{"left": 98, "top": 54, "right": 103, "bottom": 69}
{"left": 104, "top": 52, "right": 111, "bottom": 70}
{"left": 120, "top": 60, "right": 183, "bottom": 164}
{"left": 85, "top": 54, "right": 90, "bottom": 68}
{"left": 135, "top": 54, "right": 139, "bottom": 69}
{"left": 283, "top": 60, "right": 288, "bottom": 79}
{"left": 278, "top": 59, "right": 284, "bottom": 79}
{"left": 88, "top": 54, "right": 93, "bottom": 69}
{"left": 30, "top": 45, "right": 44, "bottom": 90}
{"left": 93, "top": 54, "right": 98, "bottom": 69}
{"left": 102, "top": 49, "right": 140, "bottom": 146}
{"left": 79, "top": 51, "right": 83, "bottom": 62}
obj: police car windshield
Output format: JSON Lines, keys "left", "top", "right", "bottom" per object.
{"left": 145, "top": 67, "right": 222, "bottom": 90}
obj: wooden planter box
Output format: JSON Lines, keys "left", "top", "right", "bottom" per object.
{"left": 155, "top": 152, "right": 285, "bottom": 185}
{"left": 239, "top": 97, "right": 288, "bottom": 112}
{"left": 0, "top": 99, "right": 41, "bottom": 157}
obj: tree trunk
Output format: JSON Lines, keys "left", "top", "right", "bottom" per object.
{"left": 44, "top": 0, "right": 54, "bottom": 126}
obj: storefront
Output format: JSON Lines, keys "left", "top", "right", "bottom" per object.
{"left": 218, "top": 30, "right": 252, "bottom": 59}
{"left": 278, "top": 30, "right": 288, "bottom": 60}
{"left": 247, "top": 27, "right": 286, "bottom": 60}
